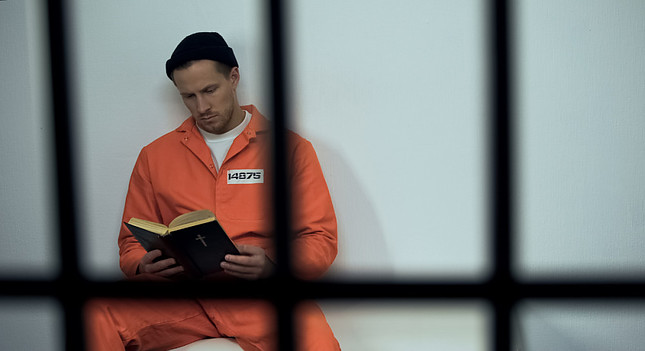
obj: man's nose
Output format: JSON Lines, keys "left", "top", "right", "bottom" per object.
{"left": 196, "top": 96, "right": 210, "bottom": 114}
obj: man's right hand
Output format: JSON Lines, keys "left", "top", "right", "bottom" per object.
{"left": 138, "top": 250, "right": 184, "bottom": 277}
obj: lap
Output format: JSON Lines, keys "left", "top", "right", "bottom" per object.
{"left": 86, "top": 298, "right": 339, "bottom": 351}
{"left": 86, "top": 298, "right": 220, "bottom": 351}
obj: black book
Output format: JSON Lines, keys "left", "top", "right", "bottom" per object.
{"left": 124, "top": 209, "right": 239, "bottom": 279}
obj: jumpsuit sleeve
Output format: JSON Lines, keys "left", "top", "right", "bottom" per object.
{"left": 117, "top": 147, "right": 163, "bottom": 278}
{"left": 289, "top": 139, "right": 338, "bottom": 280}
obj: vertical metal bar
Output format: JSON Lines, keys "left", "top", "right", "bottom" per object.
{"left": 489, "top": 0, "right": 515, "bottom": 350}
{"left": 269, "top": 0, "right": 292, "bottom": 281}
{"left": 46, "top": 0, "right": 86, "bottom": 349}
{"left": 268, "top": 0, "right": 295, "bottom": 350}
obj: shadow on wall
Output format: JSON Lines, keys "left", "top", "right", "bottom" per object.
{"left": 310, "top": 138, "right": 394, "bottom": 281}
{"left": 518, "top": 304, "right": 581, "bottom": 351}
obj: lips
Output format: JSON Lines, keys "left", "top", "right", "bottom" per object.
{"left": 200, "top": 114, "right": 217, "bottom": 121}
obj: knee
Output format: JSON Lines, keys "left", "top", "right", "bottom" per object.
{"left": 296, "top": 303, "right": 340, "bottom": 351}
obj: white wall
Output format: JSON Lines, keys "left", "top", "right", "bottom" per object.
{"left": 0, "top": 299, "right": 63, "bottom": 351}
{"left": 518, "top": 301, "right": 645, "bottom": 351}
{"left": 289, "top": 0, "right": 488, "bottom": 281}
{"left": 516, "top": 0, "right": 645, "bottom": 281}
{"left": 513, "top": 1, "right": 645, "bottom": 349}
{"left": 320, "top": 300, "right": 490, "bottom": 351}
{"left": 0, "top": 0, "right": 57, "bottom": 278}
{"left": 2, "top": 0, "right": 645, "bottom": 350}
{"left": 1, "top": 1, "right": 61, "bottom": 348}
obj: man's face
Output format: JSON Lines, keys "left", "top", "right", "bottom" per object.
{"left": 173, "top": 60, "right": 241, "bottom": 134}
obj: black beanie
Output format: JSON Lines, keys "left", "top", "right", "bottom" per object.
{"left": 165, "top": 32, "right": 239, "bottom": 79}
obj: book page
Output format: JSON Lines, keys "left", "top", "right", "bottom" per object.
{"left": 168, "top": 209, "right": 216, "bottom": 231}
{"left": 127, "top": 218, "right": 169, "bottom": 235}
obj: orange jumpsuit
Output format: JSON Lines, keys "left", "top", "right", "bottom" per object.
{"left": 86, "top": 105, "right": 340, "bottom": 351}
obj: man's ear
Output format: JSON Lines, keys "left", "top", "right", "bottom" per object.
{"left": 230, "top": 67, "right": 240, "bottom": 89}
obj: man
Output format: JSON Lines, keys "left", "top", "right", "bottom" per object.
{"left": 86, "top": 32, "right": 340, "bottom": 351}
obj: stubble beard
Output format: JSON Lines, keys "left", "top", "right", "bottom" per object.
{"left": 198, "top": 103, "right": 235, "bottom": 134}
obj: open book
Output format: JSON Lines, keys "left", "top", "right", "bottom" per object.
{"left": 125, "top": 209, "right": 239, "bottom": 278}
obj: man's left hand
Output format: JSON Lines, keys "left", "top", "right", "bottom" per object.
{"left": 221, "top": 245, "right": 274, "bottom": 280}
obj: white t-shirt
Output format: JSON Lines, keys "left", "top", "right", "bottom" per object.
{"left": 197, "top": 110, "right": 252, "bottom": 171}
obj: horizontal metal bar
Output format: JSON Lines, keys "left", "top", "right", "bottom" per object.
{"left": 2, "top": 279, "right": 644, "bottom": 300}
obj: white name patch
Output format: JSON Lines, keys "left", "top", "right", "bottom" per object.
{"left": 227, "top": 169, "right": 264, "bottom": 184}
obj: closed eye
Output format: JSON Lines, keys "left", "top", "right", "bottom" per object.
{"left": 203, "top": 85, "right": 218, "bottom": 94}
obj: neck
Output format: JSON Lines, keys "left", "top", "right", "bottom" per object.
{"left": 230, "top": 104, "right": 245, "bottom": 128}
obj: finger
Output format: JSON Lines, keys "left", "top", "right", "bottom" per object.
{"left": 141, "top": 250, "right": 162, "bottom": 265}
{"left": 147, "top": 257, "right": 178, "bottom": 273}
{"left": 224, "top": 254, "right": 261, "bottom": 267}
{"left": 220, "top": 261, "right": 260, "bottom": 275}
{"left": 235, "top": 245, "right": 264, "bottom": 256}
{"left": 156, "top": 264, "right": 184, "bottom": 277}
{"left": 221, "top": 265, "right": 261, "bottom": 280}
